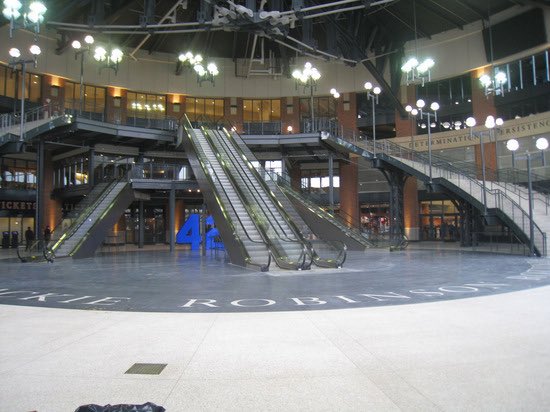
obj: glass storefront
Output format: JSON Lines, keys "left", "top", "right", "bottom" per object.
{"left": 419, "top": 200, "right": 460, "bottom": 241}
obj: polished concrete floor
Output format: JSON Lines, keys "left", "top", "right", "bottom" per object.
{"left": 1, "top": 246, "right": 549, "bottom": 410}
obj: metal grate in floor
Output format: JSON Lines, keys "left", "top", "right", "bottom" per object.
{"left": 125, "top": 363, "right": 167, "bottom": 375}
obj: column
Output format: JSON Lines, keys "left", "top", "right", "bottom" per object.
{"left": 471, "top": 71, "right": 498, "bottom": 180}
{"left": 396, "top": 84, "right": 419, "bottom": 240}
{"left": 138, "top": 200, "right": 144, "bottom": 248}
{"left": 336, "top": 93, "right": 360, "bottom": 227}
{"left": 106, "top": 87, "right": 126, "bottom": 124}
{"left": 37, "top": 142, "right": 62, "bottom": 240}
{"left": 403, "top": 177, "right": 419, "bottom": 241}
{"left": 280, "top": 97, "right": 300, "bottom": 134}
{"left": 339, "top": 156, "right": 360, "bottom": 227}
{"left": 169, "top": 185, "right": 175, "bottom": 252}
{"left": 225, "top": 97, "right": 243, "bottom": 131}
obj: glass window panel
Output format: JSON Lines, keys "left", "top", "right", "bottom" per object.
{"left": 64, "top": 82, "right": 75, "bottom": 109}
{"left": 0, "top": 66, "right": 6, "bottom": 96}
{"left": 214, "top": 99, "right": 224, "bottom": 119}
{"left": 95, "top": 87, "right": 105, "bottom": 113}
{"left": 243, "top": 100, "right": 252, "bottom": 121}
{"left": 205, "top": 99, "right": 215, "bottom": 117}
{"left": 185, "top": 98, "right": 196, "bottom": 119}
{"left": 5, "top": 69, "right": 16, "bottom": 98}
{"left": 299, "top": 98, "right": 310, "bottom": 118}
{"left": 195, "top": 98, "right": 205, "bottom": 117}
{"left": 252, "top": 100, "right": 261, "bottom": 122}
{"left": 29, "top": 74, "right": 41, "bottom": 102}
{"left": 318, "top": 97, "right": 329, "bottom": 117}
{"left": 259, "top": 100, "right": 270, "bottom": 121}
{"left": 271, "top": 99, "right": 281, "bottom": 121}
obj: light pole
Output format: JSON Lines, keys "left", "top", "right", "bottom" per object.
{"left": 71, "top": 35, "right": 95, "bottom": 114}
{"left": 466, "top": 115, "right": 504, "bottom": 214}
{"left": 413, "top": 99, "right": 439, "bottom": 182}
{"left": 8, "top": 44, "right": 41, "bottom": 142}
{"left": 292, "top": 62, "right": 321, "bottom": 132}
{"left": 506, "top": 136, "right": 548, "bottom": 256}
{"left": 364, "top": 82, "right": 382, "bottom": 157}
{"left": 404, "top": 104, "right": 419, "bottom": 150}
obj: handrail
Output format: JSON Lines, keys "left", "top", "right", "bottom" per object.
{"left": 199, "top": 123, "right": 311, "bottom": 270}
{"left": 183, "top": 117, "right": 270, "bottom": 271}
{"left": 16, "top": 240, "right": 53, "bottom": 263}
{"left": 212, "top": 119, "right": 346, "bottom": 267}
{"left": 355, "top": 137, "right": 547, "bottom": 256}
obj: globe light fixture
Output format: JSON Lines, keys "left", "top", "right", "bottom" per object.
{"left": 364, "top": 81, "right": 382, "bottom": 157}
{"left": 408, "top": 99, "right": 439, "bottom": 182}
{"left": 465, "top": 115, "right": 504, "bottom": 214}
{"left": 401, "top": 0, "right": 435, "bottom": 86}
{"left": 330, "top": 88, "right": 340, "bottom": 99}
{"left": 178, "top": 51, "right": 218, "bottom": 85}
{"left": 506, "top": 136, "right": 548, "bottom": 256}
{"left": 3, "top": 0, "right": 46, "bottom": 38}
{"left": 292, "top": 62, "right": 321, "bottom": 131}
{"left": 93, "top": 45, "right": 123, "bottom": 74}
{"left": 480, "top": 70, "right": 508, "bottom": 97}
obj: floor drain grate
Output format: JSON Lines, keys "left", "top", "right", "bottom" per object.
{"left": 125, "top": 363, "right": 167, "bottom": 375}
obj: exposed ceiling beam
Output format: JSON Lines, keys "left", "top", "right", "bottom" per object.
{"left": 419, "top": 0, "right": 466, "bottom": 30}
{"left": 320, "top": 11, "right": 407, "bottom": 117}
{"left": 455, "top": 0, "right": 487, "bottom": 20}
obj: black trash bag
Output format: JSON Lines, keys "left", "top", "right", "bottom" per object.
{"left": 74, "top": 402, "right": 165, "bottom": 412}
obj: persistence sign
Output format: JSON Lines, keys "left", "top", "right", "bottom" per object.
{"left": 390, "top": 112, "right": 550, "bottom": 151}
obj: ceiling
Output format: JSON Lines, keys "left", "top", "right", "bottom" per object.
{"left": 36, "top": 0, "right": 527, "bottom": 62}
{"left": 1, "top": 0, "right": 540, "bottom": 115}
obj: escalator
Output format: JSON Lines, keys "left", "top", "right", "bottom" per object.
{"left": 182, "top": 122, "right": 277, "bottom": 271}
{"left": 202, "top": 125, "right": 346, "bottom": 268}
{"left": 227, "top": 128, "right": 375, "bottom": 251}
{"left": 48, "top": 177, "right": 136, "bottom": 259}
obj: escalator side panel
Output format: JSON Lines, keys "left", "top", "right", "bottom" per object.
{"left": 71, "top": 184, "right": 135, "bottom": 259}
{"left": 286, "top": 194, "right": 368, "bottom": 251}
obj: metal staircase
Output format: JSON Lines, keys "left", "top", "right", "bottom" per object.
{"left": 342, "top": 137, "right": 548, "bottom": 256}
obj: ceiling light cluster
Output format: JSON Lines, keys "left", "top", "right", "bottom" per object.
{"left": 3, "top": 0, "right": 46, "bottom": 37}
{"left": 329, "top": 88, "right": 340, "bottom": 99}
{"left": 178, "top": 51, "right": 219, "bottom": 85}
{"left": 479, "top": 70, "right": 507, "bottom": 97}
{"left": 292, "top": 62, "right": 321, "bottom": 84}
{"left": 401, "top": 57, "right": 435, "bottom": 86}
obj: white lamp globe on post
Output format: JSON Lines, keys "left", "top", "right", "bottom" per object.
{"left": 506, "top": 136, "right": 548, "bottom": 256}
{"left": 364, "top": 81, "right": 382, "bottom": 158}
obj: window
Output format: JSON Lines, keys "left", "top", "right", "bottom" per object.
{"left": 299, "top": 97, "right": 336, "bottom": 119}
{"left": 127, "top": 92, "right": 166, "bottom": 119}
{"left": 186, "top": 98, "right": 224, "bottom": 121}
{"left": 0, "top": 64, "right": 41, "bottom": 102}
{"left": 243, "top": 99, "right": 281, "bottom": 122}
{"left": 64, "top": 81, "right": 106, "bottom": 113}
